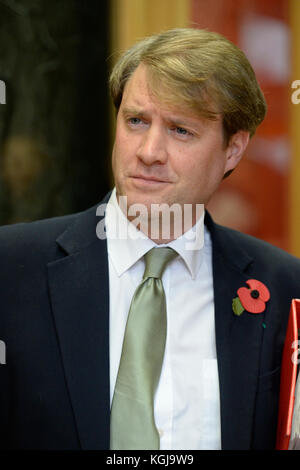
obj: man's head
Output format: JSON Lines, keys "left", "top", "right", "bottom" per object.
{"left": 109, "top": 28, "right": 266, "bottom": 241}
{"left": 110, "top": 28, "right": 266, "bottom": 146}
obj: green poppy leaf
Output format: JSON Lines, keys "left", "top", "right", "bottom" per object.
{"left": 232, "top": 297, "right": 244, "bottom": 316}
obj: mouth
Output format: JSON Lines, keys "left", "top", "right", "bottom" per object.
{"left": 130, "top": 174, "right": 171, "bottom": 185}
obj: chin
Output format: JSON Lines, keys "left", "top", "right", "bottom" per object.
{"left": 126, "top": 194, "right": 155, "bottom": 211}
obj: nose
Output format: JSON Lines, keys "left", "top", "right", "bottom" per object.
{"left": 136, "top": 125, "right": 167, "bottom": 165}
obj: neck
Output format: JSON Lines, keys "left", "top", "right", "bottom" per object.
{"left": 117, "top": 195, "right": 204, "bottom": 244}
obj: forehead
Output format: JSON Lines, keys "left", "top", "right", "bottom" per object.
{"left": 121, "top": 64, "right": 202, "bottom": 121}
{"left": 121, "top": 64, "right": 160, "bottom": 106}
{"left": 120, "top": 64, "right": 223, "bottom": 133}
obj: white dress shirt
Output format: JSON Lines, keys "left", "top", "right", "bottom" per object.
{"left": 105, "top": 188, "right": 221, "bottom": 450}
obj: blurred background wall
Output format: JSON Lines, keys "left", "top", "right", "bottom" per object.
{"left": 0, "top": 0, "right": 111, "bottom": 224}
{"left": 0, "top": 0, "right": 299, "bottom": 257}
{"left": 193, "top": 0, "right": 291, "bottom": 253}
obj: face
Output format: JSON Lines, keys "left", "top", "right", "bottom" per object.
{"left": 112, "top": 64, "right": 249, "bottom": 226}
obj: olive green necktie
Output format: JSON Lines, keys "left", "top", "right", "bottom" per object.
{"left": 110, "top": 247, "right": 177, "bottom": 450}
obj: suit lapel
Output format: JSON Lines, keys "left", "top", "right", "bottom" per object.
{"left": 47, "top": 202, "right": 110, "bottom": 449}
{"left": 206, "top": 213, "right": 267, "bottom": 450}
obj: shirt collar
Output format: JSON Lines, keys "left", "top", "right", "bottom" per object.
{"left": 105, "top": 188, "right": 205, "bottom": 280}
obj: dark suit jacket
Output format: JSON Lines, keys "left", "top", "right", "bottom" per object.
{"left": 1, "top": 192, "right": 300, "bottom": 450}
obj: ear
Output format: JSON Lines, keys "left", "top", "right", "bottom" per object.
{"left": 224, "top": 130, "right": 250, "bottom": 175}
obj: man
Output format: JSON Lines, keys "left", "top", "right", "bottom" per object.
{"left": 0, "top": 28, "right": 300, "bottom": 450}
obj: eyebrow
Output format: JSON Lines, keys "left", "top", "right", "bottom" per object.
{"left": 122, "top": 106, "right": 148, "bottom": 118}
{"left": 121, "top": 105, "right": 205, "bottom": 131}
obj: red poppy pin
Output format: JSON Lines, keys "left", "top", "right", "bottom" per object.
{"left": 232, "top": 279, "right": 270, "bottom": 316}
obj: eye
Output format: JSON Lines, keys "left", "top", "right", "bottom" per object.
{"left": 128, "top": 117, "right": 143, "bottom": 126}
{"left": 176, "top": 127, "right": 189, "bottom": 135}
{"left": 172, "top": 126, "right": 193, "bottom": 138}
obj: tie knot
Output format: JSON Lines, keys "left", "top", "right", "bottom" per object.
{"left": 143, "top": 247, "right": 177, "bottom": 280}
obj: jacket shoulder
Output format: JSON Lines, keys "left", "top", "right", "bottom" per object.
{"left": 214, "top": 221, "right": 300, "bottom": 275}
{"left": 0, "top": 213, "right": 77, "bottom": 254}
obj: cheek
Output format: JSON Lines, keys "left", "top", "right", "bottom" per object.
{"left": 176, "top": 148, "right": 226, "bottom": 194}
{"left": 113, "top": 130, "right": 136, "bottom": 166}
{"left": 112, "top": 135, "right": 125, "bottom": 173}
{"left": 111, "top": 144, "right": 117, "bottom": 173}
{"left": 112, "top": 141, "right": 126, "bottom": 183}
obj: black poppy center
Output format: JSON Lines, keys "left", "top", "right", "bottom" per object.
{"left": 251, "top": 289, "right": 260, "bottom": 299}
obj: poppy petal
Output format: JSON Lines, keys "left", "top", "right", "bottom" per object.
{"left": 246, "top": 279, "right": 270, "bottom": 302}
{"left": 237, "top": 287, "right": 266, "bottom": 313}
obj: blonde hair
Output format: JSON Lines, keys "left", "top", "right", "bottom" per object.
{"left": 109, "top": 28, "right": 267, "bottom": 144}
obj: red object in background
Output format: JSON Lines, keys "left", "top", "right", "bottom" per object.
{"left": 276, "top": 299, "right": 300, "bottom": 450}
{"left": 191, "top": 0, "right": 291, "bottom": 253}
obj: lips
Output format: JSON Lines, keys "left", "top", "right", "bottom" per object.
{"left": 130, "top": 174, "right": 170, "bottom": 183}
